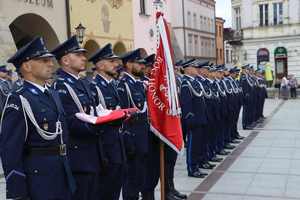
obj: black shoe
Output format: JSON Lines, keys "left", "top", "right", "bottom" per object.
{"left": 231, "top": 139, "right": 241, "bottom": 144}
{"left": 166, "top": 192, "right": 183, "bottom": 200}
{"left": 207, "top": 162, "right": 216, "bottom": 168}
{"left": 170, "top": 189, "right": 187, "bottom": 199}
{"left": 236, "top": 135, "right": 245, "bottom": 140}
{"left": 210, "top": 156, "right": 223, "bottom": 162}
{"left": 201, "top": 163, "right": 214, "bottom": 169}
{"left": 224, "top": 144, "right": 235, "bottom": 150}
{"left": 188, "top": 170, "right": 207, "bottom": 178}
{"left": 218, "top": 150, "right": 230, "bottom": 155}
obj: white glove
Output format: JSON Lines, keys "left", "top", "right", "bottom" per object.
{"left": 95, "top": 104, "right": 112, "bottom": 117}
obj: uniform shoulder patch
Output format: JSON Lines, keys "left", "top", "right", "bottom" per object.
{"left": 6, "top": 103, "right": 19, "bottom": 111}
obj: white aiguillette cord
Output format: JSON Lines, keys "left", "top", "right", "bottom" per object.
{"left": 196, "top": 79, "right": 212, "bottom": 98}
{"left": 64, "top": 83, "right": 84, "bottom": 113}
{"left": 124, "top": 82, "right": 147, "bottom": 113}
{"left": 186, "top": 81, "right": 203, "bottom": 97}
{"left": 19, "top": 95, "right": 63, "bottom": 142}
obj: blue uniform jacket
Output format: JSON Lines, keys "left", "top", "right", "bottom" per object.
{"left": 53, "top": 69, "right": 101, "bottom": 173}
{"left": 117, "top": 72, "right": 149, "bottom": 155}
{"left": 180, "top": 75, "right": 207, "bottom": 130}
{"left": 0, "top": 81, "right": 73, "bottom": 199}
{"left": 90, "top": 74, "right": 126, "bottom": 164}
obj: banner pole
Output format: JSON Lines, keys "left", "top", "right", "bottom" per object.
{"left": 160, "top": 141, "right": 166, "bottom": 200}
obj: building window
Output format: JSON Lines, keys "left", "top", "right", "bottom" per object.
{"left": 260, "top": 4, "right": 269, "bottom": 26}
{"left": 265, "top": 4, "right": 269, "bottom": 26}
{"left": 212, "top": 40, "right": 215, "bottom": 57}
{"left": 140, "top": 0, "right": 146, "bottom": 15}
{"left": 208, "top": 39, "right": 211, "bottom": 57}
{"left": 226, "top": 50, "right": 229, "bottom": 63}
{"left": 273, "top": 3, "right": 283, "bottom": 25}
{"left": 273, "top": 3, "right": 278, "bottom": 25}
{"left": 208, "top": 18, "right": 211, "bottom": 32}
{"left": 187, "top": 11, "right": 191, "bottom": 27}
{"left": 194, "top": 35, "right": 199, "bottom": 56}
{"left": 200, "top": 16, "right": 203, "bottom": 30}
{"left": 219, "top": 26, "right": 222, "bottom": 37}
{"left": 211, "top": 19, "right": 214, "bottom": 32}
{"left": 279, "top": 3, "right": 283, "bottom": 24}
{"left": 204, "top": 17, "right": 207, "bottom": 31}
{"left": 205, "top": 41, "right": 208, "bottom": 57}
{"left": 188, "top": 34, "right": 193, "bottom": 56}
{"left": 234, "top": 7, "right": 241, "bottom": 30}
{"left": 201, "top": 40, "right": 204, "bottom": 56}
{"left": 193, "top": 13, "right": 197, "bottom": 29}
{"left": 220, "top": 49, "right": 223, "bottom": 60}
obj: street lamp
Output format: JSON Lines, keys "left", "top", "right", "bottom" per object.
{"left": 75, "top": 23, "right": 86, "bottom": 44}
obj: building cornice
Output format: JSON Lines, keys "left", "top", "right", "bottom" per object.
{"left": 243, "top": 34, "right": 300, "bottom": 43}
{"left": 173, "top": 26, "right": 215, "bottom": 37}
{"left": 84, "top": 34, "right": 134, "bottom": 42}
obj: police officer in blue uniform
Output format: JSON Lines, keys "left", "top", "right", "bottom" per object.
{"left": 141, "top": 54, "right": 155, "bottom": 82}
{"left": 141, "top": 56, "right": 187, "bottom": 200}
{"left": 0, "top": 37, "right": 75, "bottom": 200}
{"left": 228, "top": 67, "right": 245, "bottom": 140}
{"left": 215, "top": 66, "right": 237, "bottom": 152}
{"left": 180, "top": 59, "right": 208, "bottom": 178}
{"left": 194, "top": 61, "right": 218, "bottom": 169}
{"left": 205, "top": 67, "right": 224, "bottom": 163}
{"left": 88, "top": 43, "right": 126, "bottom": 200}
{"left": 117, "top": 49, "right": 150, "bottom": 200}
{"left": 222, "top": 66, "right": 242, "bottom": 144}
{"left": 240, "top": 65, "right": 256, "bottom": 129}
{"left": 0, "top": 65, "right": 12, "bottom": 112}
{"left": 255, "top": 70, "right": 267, "bottom": 121}
{"left": 51, "top": 36, "right": 102, "bottom": 200}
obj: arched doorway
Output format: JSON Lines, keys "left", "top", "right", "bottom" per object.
{"left": 113, "top": 42, "right": 126, "bottom": 56}
{"left": 257, "top": 48, "right": 270, "bottom": 66}
{"left": 84, "top": 40, "right": 100, "bottom": 74}
{"left": 84, "top": 39, "right": 100, "bottom": 60}
{"left": 9, "top": 13, "right": 59, "bottom": 50}
{"left": 274, "top": 47, "right": 288, "bottom": 79}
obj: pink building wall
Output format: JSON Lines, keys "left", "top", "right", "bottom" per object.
{"left": 132, "top": 0, "right": 172, "bottom": 55}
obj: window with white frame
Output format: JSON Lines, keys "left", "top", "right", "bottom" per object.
{"left": 140, "top": 0, "right": 146, "bottom": 15}
{"left": 194, "top": 35, "right": 199, "bottom": 56}
{"left": 210, "top": 19, "right": 214, "bottom": 32}
{"left": 187, "top": 11, "right": 191, "bottom": 27}
{"left": 234, "top": 7, "right": 241, "bottom": 30}
{"left": 212, "top": 40, "right": 215, "bottom": 57}
{"left": 204, "top": 17, "right": 207, "bottom": 31}
{"left": 273, "top": 2, "right": 283, "bottom": 25}
{"left": 193, "top": 13, "right": 197, "bottom": 29}
{"left": 188, "top": 34, "right": 193, "bottom": 56}
{"left": 201, "top": 40, "right": 204, "bottom": 56}
{"left": 259, "top": 4, "right": 269, "bottom": 26}
{"left": 200, "top": 16, "right": 203, "bottom": 30}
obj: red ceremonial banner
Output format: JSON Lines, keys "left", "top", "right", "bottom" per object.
{"left": 147, "top": 12, "right": 183, "bottom": 153}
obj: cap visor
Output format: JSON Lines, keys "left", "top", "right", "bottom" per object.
{"left": 73, "top": 48, "right": 87, "bottom": 53}
{"left": 38, "top": 53, "right": 55, "bottom": 58}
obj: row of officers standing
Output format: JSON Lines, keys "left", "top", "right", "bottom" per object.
{"left": 0, "top": 35, "right": 267, "bottom": 200}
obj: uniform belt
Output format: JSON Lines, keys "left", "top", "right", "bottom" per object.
{"left": 25, "top": 144, "right": 67, "bottom": 156}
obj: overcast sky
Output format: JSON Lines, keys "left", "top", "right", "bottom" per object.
{"left": 216, "top": 0, "right": 232, "bottom": 27}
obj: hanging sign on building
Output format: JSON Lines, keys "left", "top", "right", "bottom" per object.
{"left": 18, "top": 0, "right": 54, "bottom": 8}
{"left": 274, "top": 47, "right": 287, "bottom": 59}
